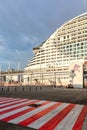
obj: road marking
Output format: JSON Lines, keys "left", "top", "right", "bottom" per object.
{"left": 2, "top": 101, "right": 47, "bottom": 122}
{"left": 9, "top": 101, "right": 52, "bottom": 124}
{"left": 0, "top": 98, "right": 28, "bottom": 108}
{"left": 0, "top": 100, "right": 38, "bottom": 115}
{"left": 19, "top": 102, "right": 61, "bottom": 126}
{"left": 0, "top": 99, "right": 31, "bottom": 112}
{"left": 54, "top": 105, "right": 83, "bottom": 130}
{"left": 72, "top": 105, "right": 87, "bottom": 130}
{"left": 28, "top": 103, "right": 68, "bottom": 129}
{"left": 0, "top": 97, "right": 87, "bottom": 130}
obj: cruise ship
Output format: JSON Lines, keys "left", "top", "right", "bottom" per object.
{"left": 24, "top": 12, "right": 87, "bottom": 88}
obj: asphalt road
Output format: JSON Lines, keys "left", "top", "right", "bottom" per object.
{"left": 0, "top": 86, "right": 87, "bottom": 130}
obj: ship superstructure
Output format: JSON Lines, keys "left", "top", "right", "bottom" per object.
{"left": 25, "top": 13, "right": 87, "bottom": 87}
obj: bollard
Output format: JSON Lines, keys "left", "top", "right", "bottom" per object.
{"left": 40, "top": 86, "right": 42, "bottom": 90}
{"left": 22, "top": 86, "right": 24, "bottom": 91}
{"left": 2, "top": 87, "right": 3, "bottom": 92}
{"left": 7, "top": 87, "right": 9, "bottom": 92}
{"left": 15, "top": 87, "right": 17, "bottom": 91}
{"left": 36, "top": 87, "right": 37, "bottom": 91}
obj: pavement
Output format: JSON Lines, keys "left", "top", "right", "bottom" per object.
{"left": 0, "top": 87, "right": 87, "bottom": 130}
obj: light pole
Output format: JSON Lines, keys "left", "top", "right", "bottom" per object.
{"left": 48, "top": 64, "right": 54, "bottom": 87}
{"left": 28, "top": 70, "right": 33, "bottom": 85}
{"left": 7, "top": 63, "right": 10, "bottom": 86}
{"left": 39, "top": 48, "right": 44, "bottom": 86}
{"left": 17, "top": 62, "right": 21, "bottom": 85}
{"left": 40, "top": 49, "right": 41, "bottom": 86}
{"left": 17, "top": 62, "right": 20, "bottom": 70}
{"left": 27, "top": 76, "right": 29, "bottom": 86}
{"left": 53, "top": 62, "right": 57, "bottom": 87}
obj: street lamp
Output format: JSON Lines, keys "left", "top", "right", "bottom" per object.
{"left": 27, "top": 76, "right": 29, "bottom": 86}
{"left": 39, "top": 47, "right": 44, "bottom": 86}
{"left": 53, "top": 62, "right": 57, "bottom": 87}
{"left": 7, "top": 63, "right": 10, "bottom": 86}
{"left": 28, "top": 70, "right": 33, "bottom": 85}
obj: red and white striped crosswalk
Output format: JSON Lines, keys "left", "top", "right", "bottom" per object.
{"left": 0, "top": 97, "right": 87, "bottom": 130}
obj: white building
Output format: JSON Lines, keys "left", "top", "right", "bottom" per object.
{"left": 25, "top": 12, "right": 87, "bottom": 88}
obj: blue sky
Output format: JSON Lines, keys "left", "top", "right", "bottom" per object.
{"left": 0, "top": 0, "right": 87, "bottom": 70}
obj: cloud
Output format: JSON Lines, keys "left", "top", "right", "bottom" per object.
{"left": 0, "top": 35, "right": 6, "bottom": 51}
{"left": 0, "top": 35, "right": 5, "bottom": 41}
{"left": 0, "top": 44, "right": 33, "bottom": 70}
{"left": 0, "top": 45, "right": 5, "bottom": 52}
{"left": 22, "top": 35, "right": 30, "bottom": 43}
{"left": 20, "top": 34, "right": 38, "bottom": 45}
{"left": 83, "top": 0, "right": 87, "bottom": 9}
{"left": 26, "top": 36, "right": 39, "bottom": 45}
{"left": 0, "top": 0, "right": 86, "bottom": 70}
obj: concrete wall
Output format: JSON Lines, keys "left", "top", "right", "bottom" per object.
{"left": 69, "top": 62, "right": 83, "bottom": 88}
